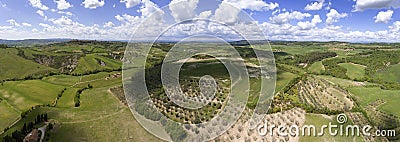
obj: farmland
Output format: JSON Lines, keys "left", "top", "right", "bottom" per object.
{"left": 0, "top": 40, "right": 400, "bottom": 141}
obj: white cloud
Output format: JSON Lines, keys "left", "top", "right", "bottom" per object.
{"left": 7, "top": 19, "right": 21, "bottom": 27}
{"left": 374, "top": 10, "right": 393, "bottom": 23}
{"left": 28, "top": 0, "right": 49, "bottom": 10}
{"left": 389, "top": 21, "right": 400, "bottom": 32}
{"left": 198, "top": 10, "right": 212, "bottom": 19}
{"left": 103, "top": 21, "right": 115, "bottom": 28}
{"left": 305, "top": 0, "right": 324, "bottom": 11}
{"left": 57, "top": 11, "right": 73, "bottom": 16}
{"left": 213, "top": 0, "right": 278, "bottom": 25}
{"left": 120, "top": 0, "right": 140, "bottom": 8}
{"left": 82, "top": 0, "right": 104, "bottom": 9}
{"left": 39, "top": 23, "right": 51, "bottom": 28}
{"left": 139, "top": 0, "right": 164, "bottom": 19}
{"left": 325, "top": 1, "right": 332, "bottom": 10}
{"left": 270, "top": 11, "right": 311, "bottom": 24}
{"left": 353, "top": 0, "right": 400, "bottom": 11}
{"left": 169, "top": 0, "right": 199, "bottom": 22}
{"left": 36, "top": 10, "right": 45, "bottom": 17}
{"left": 224, "top": 0, "right": 279, "bottom": 11}
{"left": 213, "top": 1, "right": 241, "bottom": 24}
{"left": 297, "top": 15, "right": 322, "bottom": 30}
{"left": 50, "top": 16, "right": 73, "bottom": 26}
{"left": 54, "top": 0, "right": 72, "bottom": 10}
{"left": 326, "top": 9, "right": 347, "bottom": 25}
{"left": 0, "top": 1, "right": 6, "bottom": 8}
{"left": 22, "top": 23, "right": 32, "bottom": 27}
{"left": 115, "top": 15, "right": 125, "bottom": 22}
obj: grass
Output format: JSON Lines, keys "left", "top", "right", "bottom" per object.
{"left": 80, "top": 71, "right": 120, "bottom": 82}
{"left": 0, "top": 48, "right": 56, "bottom": 81}
{"left": 1, "top": 79, "right": 161, "bottom": 141}
{"left": 0, "top": 80, "right": 64, "bottom": 111}
{"left": 276, "top": 72, "right": 297, "bottom": 92}
{"left": 317, "top": 75, "right": 375, "bottom": 88}
{"left": 56, "top": 88, "right": 80, "bottom": 108}
{"left": 49, "top": 85, "right": 161, "bottom": 141}
{"left": 271, "top": 45, "right": 327, "bottom": 55}
{"left": 376, "top": 64, "right": 400, "bottom": 83}
{"left": 41, "top": 75, "right": 80, "bottom": 87}
{"left": 309, "top": 61, "right": 325, "bottom": 74}
{"left": 300, "top": 114, "right": 363, "bottom": 142}
{"left": 72, "top": 54, "right": 121, "bottom": 74}
{"left": 0, "top": 107, "right": 49, "bottom": 138}
{"left": 338, "top": 63, "right": 366, "bottom": 80}
{"left": 0, "top": 101, "right": 20, "bottom": 132}
{"left": 348, "top": 87, "right": 400, "bottom": 116}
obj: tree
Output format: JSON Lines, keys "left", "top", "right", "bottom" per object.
{"left": 22, "top": 123, "right": 27, "bottom": 133}
{"left": 44, "top": 113, "right": 48, "bottom": 121}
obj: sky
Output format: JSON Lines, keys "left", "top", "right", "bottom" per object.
{"left": 0, "top": 0, "right": 399, "bottom": 42}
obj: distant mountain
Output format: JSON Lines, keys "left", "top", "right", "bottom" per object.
{"left": 0, "top": 39, "right": 72, "bottom": 47}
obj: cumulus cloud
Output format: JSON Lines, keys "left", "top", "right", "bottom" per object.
{"left": 0, "top": 1, "right": 6, "bottom": 8}
{"left": 36, "top": 10, "right": 45, "bottom": 17}
{"left": 389, "top": 21, "right": 400, "bottom": 32}
{"left": 57, "top": 11, "right": 73, "bottom": 16}
{"left": 169, "top": 0, "right": 199, "bottom": 22}
{"left": 54, "top": 0, "right": 72, "bottom": 10}
{"left": 326, "top": 9, "right": 347, "bottom": 25}
{"left": 21, "top": 23, "right": 32, "bottom": 27}
{"left": 213, "top": 2, "right": 241, "bottom": 24}
{"left": 270, "top": 11, "right": 311, "bottom": 25}
{"left": 120, "top": 0, "right": 141, "bottom": 8}
{"left": 198, "top": 10, "right": 212, "bottom": 19}
{"left": 82, "top": 0, "right": 105, "bottom": 9}
{"left": 50, "top": 16, "right": 73, "bottom": 26}
{"left": 374, "top": 10, "right": 393, "bottom": 23}
{"left": 305, "top": 0, "right": 324, "bottom": 11}
{"left": 224, "top": 0, "right": 278, "bottom": 11}
{"left": 28, "top": 0, "right": 49, "bottom": 10}
{"left": 103, "top": 21, "right": 115, "bottom": 28}
{"left": 353, "top": 0, "right": 400, "bottom": 11}
{"left": 213, "top": 0, "right": 278, "bottom": 25}
{"left": 7, "top": 19, "right": 21, "bottom": 27}
{"left": 297, "top": 15, "right": 322, "bottom": 30}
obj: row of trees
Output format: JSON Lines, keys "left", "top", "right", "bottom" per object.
{"left": 321, "top": 58, "right": 349, "bottom": 79}
{"left": 348, "top": 50, "right": 400, "bottom": 89}
{"left": 296, "top": 52, "right": 337, "bottom": 64}
{"left": 3, "top": 113, "right": 49, "bottom": 142}
{"left": 74, "top": 84, "right": 93, "bottom": 107}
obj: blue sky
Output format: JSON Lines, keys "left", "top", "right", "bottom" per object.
{"left": 0, "top": 0, "right": 399, "bottom": 42}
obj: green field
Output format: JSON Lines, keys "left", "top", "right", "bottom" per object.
{"left": 309, "top": 61, "right": 325, "bottom": 74}
{"left": 0, "top": 80, "right": 64, "bottom": 132}
{"left": 348, "top": 87, "right": 400, "bottom": 116}
{"left": 338, "top": 63, "right": 366, "bottom": 80}
{"left": 276, "top": 72, "right": 297, "bottom": 92}
{"left": 2, "top": 40, "right": 400, "bottom": 141}
{"left": 0, "top": 48, "right": 56, "bottom": 81}
{"left": 0, "top": 80, "right": 64, "bottom": 111}
{"left": 41, "top": 75, "right": 81, "bottom": 86}
{"left": 300, "top": 114, "right": 363, "bottom": 142}
{"left": 317, "top": 75, "right": 375, "bottom": 88}
{"left": 0, "top": 101, "right": 20, "bottom": 132}
{"left": 376, "top": 64, "right": 400, "bottom": 83}
{"left": 0, "top": 74, "right": 160, "bottom": 141}
{"left": 73, "top": 54, "right": 121, "bottom": 74}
